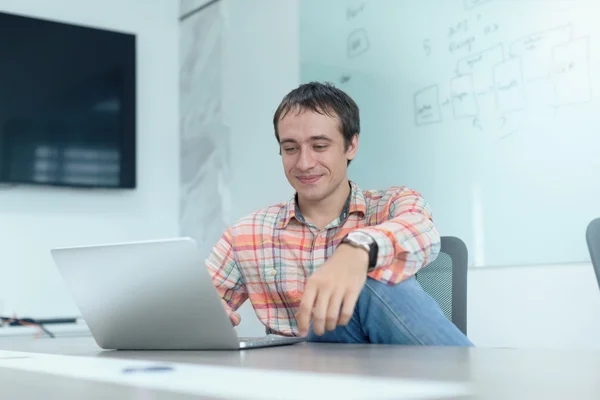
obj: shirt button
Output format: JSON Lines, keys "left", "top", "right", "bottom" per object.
{"left": 271, "top": 269, "right": 277, "bottom": 276}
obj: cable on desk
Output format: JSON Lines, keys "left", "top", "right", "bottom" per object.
{"left": 0, "top": 316, "right": 55, "bottom": 338}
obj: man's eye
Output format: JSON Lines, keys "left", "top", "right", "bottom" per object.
{"left": 314, "top": 145, "right": 328, "bottom": 151}
{"left": 284, "top": 147, "right": 297, "bottom": 153}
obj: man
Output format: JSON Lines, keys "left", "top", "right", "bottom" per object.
{"left": 206, "top": 82, "right": 472, "bottom": 345}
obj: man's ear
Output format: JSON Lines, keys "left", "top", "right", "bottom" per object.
{"left": 346, "top": 133, "right": 359, "bottom": 161}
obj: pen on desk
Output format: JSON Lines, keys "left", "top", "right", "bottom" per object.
{"left": 121, "top": 365, "right": 175, "bottom": 374}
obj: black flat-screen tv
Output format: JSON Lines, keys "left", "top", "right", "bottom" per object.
{"left": 0, "top": 11, "right": 136, "bottom": 189}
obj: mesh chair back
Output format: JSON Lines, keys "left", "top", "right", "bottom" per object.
{"left": 416, "top": 236, "right": 468, "bottom": 335}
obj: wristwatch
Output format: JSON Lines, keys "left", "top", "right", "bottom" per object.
{"left": 341, "top": 231, "right": 378, "bottom": 271}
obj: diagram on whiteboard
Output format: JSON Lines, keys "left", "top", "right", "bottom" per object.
{"left": 414, "top": 85, "right": 443, "bottom": 125}
{"left": 347, "top": 28, "right": 370, "bottom": 59}
{"left": 300, "top": 0, "right": 600, "bottom": 268}
{"left": 414, "top": 14, "right": 592, "bottom": 136}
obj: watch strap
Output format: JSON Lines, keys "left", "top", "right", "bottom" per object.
{"left": 367, "top": 240, "right": 378, "bottom": 271}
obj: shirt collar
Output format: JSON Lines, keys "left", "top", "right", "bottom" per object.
{"left": 276, "top": 180, "right": 367, "bottom": 229}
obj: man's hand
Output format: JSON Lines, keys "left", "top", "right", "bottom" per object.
{"left": 221, "top": 299, "right": 241, "bottom": 326}
{"left": 296, "top": 244, "right": 369, "bottom": 337}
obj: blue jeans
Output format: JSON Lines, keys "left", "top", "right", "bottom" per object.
{"left": 307, "top": 276, "right": 473, "bottom": 346}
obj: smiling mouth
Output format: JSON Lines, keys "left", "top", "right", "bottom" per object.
{"left": 296, "top": 175, "right": 321, "bottom": 184}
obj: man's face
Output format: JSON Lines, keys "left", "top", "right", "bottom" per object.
{"left": 277, "top": 109, "right": 358, "bottom": 203}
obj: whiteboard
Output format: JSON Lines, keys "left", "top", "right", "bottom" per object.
{"left": 300, "top": 0, "right": 600, "bottom": 267}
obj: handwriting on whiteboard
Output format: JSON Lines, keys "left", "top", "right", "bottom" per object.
{"left": 415, "top": 22, "right": 592, "bottom": 137}
{"left": 346, "top": 3, "right": 366, "bottom": 20}
{"left": 464, "top": 0, "right": 494, "bottom": 10}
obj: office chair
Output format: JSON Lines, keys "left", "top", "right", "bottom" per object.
{"left": 586, "top": 218, "right": 600, "bottom": 291}
{"left": 415, "top": 236, "right": 468, "bottom": 335}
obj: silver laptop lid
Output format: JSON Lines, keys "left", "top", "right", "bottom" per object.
{"left": 51, "top": 237, "right": 240, "bottom": 350}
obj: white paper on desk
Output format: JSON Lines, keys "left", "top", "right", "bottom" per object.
{"left": 0, "top": 350, "right": 472, "bottom": 400}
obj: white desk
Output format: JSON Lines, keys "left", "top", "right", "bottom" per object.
{"left": 1, "top": 336, "right": 599, "bottom": 399}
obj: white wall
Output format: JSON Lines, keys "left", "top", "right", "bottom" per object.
{"left": 222, "top": 0, "right": 298, "bottom": 216}
{"left": 469, "top": 263, "right": 600, "bottom": 349}
{"left": 221, "top": 0, "right": 600, "bottom": 348}
{"left": 0, "top": 0, "right": 179, "bottom": 318}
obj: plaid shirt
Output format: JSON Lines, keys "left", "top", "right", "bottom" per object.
{"left": 205, "top": 181, "right": 441, "bottom": 336}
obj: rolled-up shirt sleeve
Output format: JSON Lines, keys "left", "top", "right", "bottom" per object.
{"left": 355, "top": 188, "right": 441, "bottom": 285}
{"left": 205, "top": 227, "right": 248, "bottom": 310}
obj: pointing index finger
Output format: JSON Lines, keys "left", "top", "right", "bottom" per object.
{"left": 296, "top": 283, "right": 317, "bottom": 337}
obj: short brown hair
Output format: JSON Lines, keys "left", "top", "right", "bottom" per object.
{"left": 273, "top": 82, "right": 360, "bottom": 154}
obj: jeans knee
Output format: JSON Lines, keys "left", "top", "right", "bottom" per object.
{"left": 358, "top": 276, "right": 472, "bottom": 346}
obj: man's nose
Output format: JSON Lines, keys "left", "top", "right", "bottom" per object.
{"left": 296, "top": 148, "right": 317, "bottom": 170}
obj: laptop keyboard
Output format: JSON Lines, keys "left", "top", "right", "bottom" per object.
{"left": 238, "top": 335, "right": 301, "bottom": 347}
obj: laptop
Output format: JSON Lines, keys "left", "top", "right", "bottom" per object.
{"left": 50, "top": 237, "right": 305, "bottom": 350}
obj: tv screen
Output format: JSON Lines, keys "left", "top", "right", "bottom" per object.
{"left": 0, "top": 12, "right": 136, "bottom": 188}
